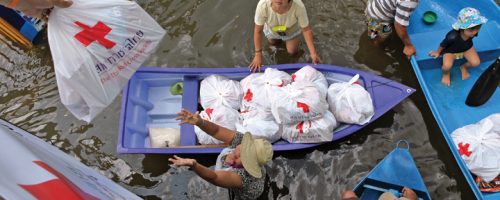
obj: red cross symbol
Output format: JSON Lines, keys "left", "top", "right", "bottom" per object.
{"left": 295, "top": 121, "right": 311, "bottom": 135}
{"left": 297, "top": 102, "right": 310, "bottom": 113}
{"left": 458, "top": 142, "right": 472, "bottom": 157}
{"left": 205, "top": 108, "right": 214, "bottom": 119}
{"left": 74, "top": 21, "right": 116, "bottom": 49}
{"left": 291, "top": 74, "right": 296, "bottom": 81}
{"left": 19, "top": 161, "right": 98, "bottom": 200}
{"left": 244, "top": 89, "right": 253, "bottom": 102}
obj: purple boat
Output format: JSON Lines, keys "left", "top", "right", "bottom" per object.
{"left": 117, "top": 64, "right": 415, "bottom": 154}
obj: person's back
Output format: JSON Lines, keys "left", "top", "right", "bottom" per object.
{"left": 366, "top": 0, "right": 418, "bottom": 26}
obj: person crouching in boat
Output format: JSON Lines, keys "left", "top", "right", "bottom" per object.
{"left": 249, "top": 0, "right": 322, "bottom": 72}
{"left": 428, "top": 7, "right": 488, "bottom": 87}
{"left": 169, "top": 109, "right": 273, "bottom": 200}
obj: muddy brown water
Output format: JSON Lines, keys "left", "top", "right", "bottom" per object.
{"left": 0, "top": 0, "right": 477, "bottom": 199}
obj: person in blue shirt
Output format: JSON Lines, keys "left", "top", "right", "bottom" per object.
{"left": 428, "top": 7, "right": 488, "bottom": 86}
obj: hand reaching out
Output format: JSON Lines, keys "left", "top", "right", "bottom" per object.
{"left": 176, "top": 108, "right": 202, "bottom": 126}
{"left": 168, "top": 155, "right": 196, "bottom": 167}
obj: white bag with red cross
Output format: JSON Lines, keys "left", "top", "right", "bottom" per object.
{"left": 235, "top": 116, "right": 281, "bottom": 143}
{"left": 281, "top": 111, "right": 337, "bottom": 143}
{"left": 327, "top": 74, "right": 374, "bottom": 125}
{"left": 47, "top": 0, "right": 165, "bottom": 122}
{"left": 291, "top": 65, "right": 328, "bottom": 98}
{"left": 200, "top": 75, "right": 243, "bottom": 110}
{"left": 240, "top": 68, "right": 292, "bottom": 110}
{"left": 271, "top": 81, "right": 328, "bottom": 124}
{"left": 451, "top": 113, "right": 500, "bottom": 182}
{"left": 194, "top": 106, "right": 240, "bottom": 144}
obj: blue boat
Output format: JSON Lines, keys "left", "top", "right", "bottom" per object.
{"left": 353, "top": 141, "right": 432, "bottom": 200}
{"left": 407, "top": 0, "right": 500, "bottom": 199}
{"left": 117, "top": 64, "right": 415, "bottom": 154}
{"left": 0, "top": 5, "right": 45, "bottom": 47}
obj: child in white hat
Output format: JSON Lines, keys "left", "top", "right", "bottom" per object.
{"left": 428, "top": 7, "right": 488, "bottom": 86}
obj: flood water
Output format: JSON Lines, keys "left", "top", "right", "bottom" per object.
{"left": 0, "top": 0, "right": 480, "bottom": 199}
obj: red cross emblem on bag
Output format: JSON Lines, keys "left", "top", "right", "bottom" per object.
{"left": 74, "top": 21, "right": 116, "bottom": 49}
{"left": 297, "top": 102, "right": 310, "bottom": 113}
{"left": 458, "top": 142, "right": 472, "bottom": 157}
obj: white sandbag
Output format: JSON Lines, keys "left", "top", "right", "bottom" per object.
{"left": 149, "top": 128, "right": 180, "bottom": 148}
{"left": 327, "top": 74, "right": 374, "bottom": 125}
{"left": 195, "top": 106, "right": 240, "bottom": 144}
{"left": 240, "top": 68, "right": 292, "bottom": 110}
{"left": 451, "top": 113, "right": 500, "bottom": 182}
{"left": 292, "top": 65, "right": 328, "bottom": 98}
{"left": 235, "top": 117, "right": 281, "bottom": 143}
{"left": 281, "top": 111, "right": 337, "bottom": 143}
{"left": 48, "top": 0, "right": 166, "bottom": 122}
{"left": 271, "top": 81, "right": 327, "bottom": 124}
{"left": 200, "top": 75, "right": 243, "bottom": 110}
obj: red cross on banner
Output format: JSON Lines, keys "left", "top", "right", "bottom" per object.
{"left": 74, "top": 21, "right": 116, "bottom": 49}
{"left": 18, "top": 161, "right": 98, "bottom": 200}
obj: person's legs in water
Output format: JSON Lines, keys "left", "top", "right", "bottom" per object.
{"left": 461, "top": 47, "right": 481, "bottom": 80}
{"left": 366, "top": 16, "right": 392, "bottom": 47}
{"left": 285, "top": 36, "right": 300, "bottom": 56}
{"left": 441, "top": 53, "right": 455, "bottom": 86}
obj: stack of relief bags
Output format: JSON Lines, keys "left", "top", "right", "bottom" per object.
{"left": 196, "top": 66, "right": 375, "bottom": 144}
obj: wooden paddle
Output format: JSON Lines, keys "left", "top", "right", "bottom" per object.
{"left": 466, "top": 57, "right": 500, "bottom": 107}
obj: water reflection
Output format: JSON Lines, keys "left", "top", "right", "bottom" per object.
{"left": 0, "top": 0, "right": 469, "bottom": 199}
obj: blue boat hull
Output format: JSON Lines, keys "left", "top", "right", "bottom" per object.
{"left": 408, "top": 0, "right": 500, "bottom": 199}
{"left": 353, "top": 142, "right": 432, "bottom": 200}
{"left": 118, "top": 64, "right": 415, "bottom": 154}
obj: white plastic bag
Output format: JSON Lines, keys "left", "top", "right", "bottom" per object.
{"left": 271, "top": 81, "right": 327, "bottom": 124}
{"left": 281, "top": 111, "right": 337, "bottom": 143}
{"left": 327, "top": 74, "right": 374, "bottom": 125}
{"left": 194, "top": 106, "right": 240, "bottom": 144}
{"left": 200, "top": 75, "right": 243, "bottom": 110}
{"left": 149, "top": 128, "right": 181, "bottom": 148}
{"left": 451, "top": 113, "right": 500, "bottom": 182}
{"left": 235, "top": 116, "right": 281, "bottom": 143}
{"left": 292, "top": 65, "right": 328, "bottom": 98}
{"left": 240, "top": 68, "right": 292, "bottom": 110}
{"left": 48, "top": 0, "right": 166, "bottom": 122}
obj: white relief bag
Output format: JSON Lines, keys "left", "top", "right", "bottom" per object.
{"left": 291, "top": 65, "right": 328, "bottom": 98}
{"left": 200, "top": 75, "right": 243, "bottom": 110}
{"left": 451, "top": 113, "right": 500, "bottom": 182}
{"left": 281, "top": 111, "right": 337, "bottom": 143}
{"left": 327, "top": 74, "right": 374, "bottom": 125}
{"left": 194, "top": 106, "right": 240, "bottom": 144}
{"left": 48, "top": 0, "right": 166, "bottom": 122}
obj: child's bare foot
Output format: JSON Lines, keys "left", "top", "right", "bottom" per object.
{"left": 402, "top": 187, "right": 418, "bottom": 200}
{"left": 460, "top": 65, "right": 470, "bottom": 80}
{"left": 442, "top": 73, "right": 451, "bottom": 86}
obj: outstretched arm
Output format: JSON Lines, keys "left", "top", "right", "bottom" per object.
{"left": 169, "top": 156, "right": 243, "bottom": 188}
{"left": 176, "top": 109, "right": 236, "bottom": 144}
{"left": 394, "top": 22, "right": 416, "bottom": 59}
{"left": 302, "top": 26, "right": 321, "bottom": 64}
